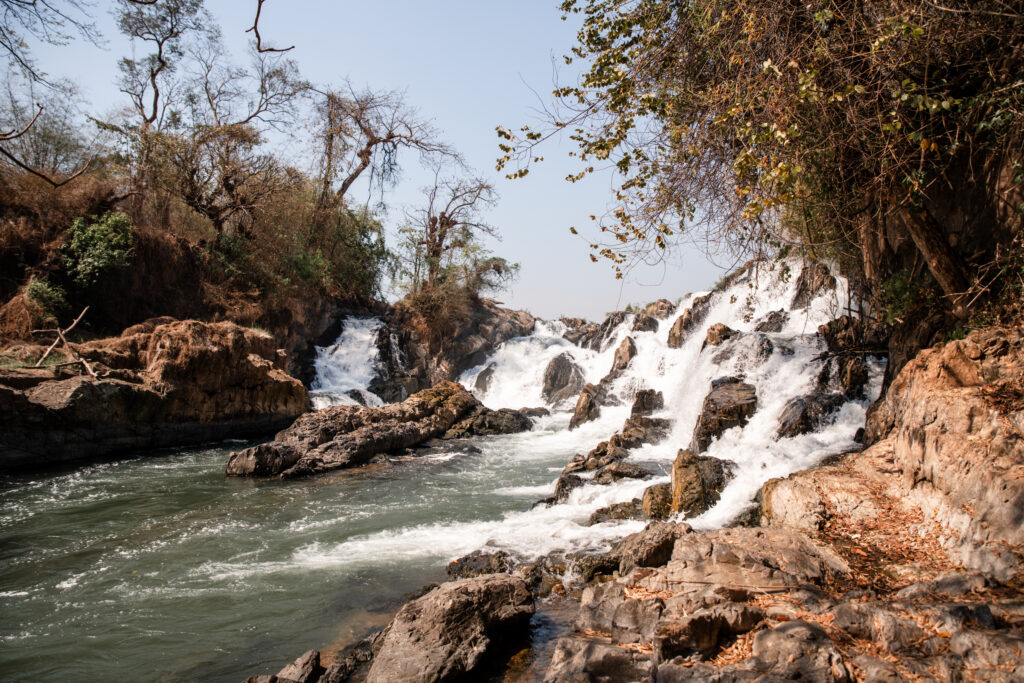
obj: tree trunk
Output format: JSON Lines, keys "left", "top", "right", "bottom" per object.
{"left": 899, "top": 208, "right": 970, "bottom": 307}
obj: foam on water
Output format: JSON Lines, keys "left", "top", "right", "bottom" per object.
{"left": 308, "top": 317, "right": 387, "bottom": 409}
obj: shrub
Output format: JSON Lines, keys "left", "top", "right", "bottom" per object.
{"left": 25, "top": 278, "right": 68, "bottom": 317}
{"left": 62, "top": 212, "right": 135, "bottom": 288}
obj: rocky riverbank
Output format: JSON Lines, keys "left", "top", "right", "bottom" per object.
{"left": 0, "top": 319, "right": 306, "bottom": 471}
{"left": 245, "top": 322, "right": 1024, "bottom": 683}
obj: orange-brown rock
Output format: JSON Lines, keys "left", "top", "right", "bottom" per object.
{"left": 0, "top": 319, "right": 306, "bottom": 471}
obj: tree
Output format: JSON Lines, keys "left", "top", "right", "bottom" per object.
{"left": 395, "top": 171, "right": 516, "bottom": 295}
{"left": 499, "top": 0, "right": 1024, "bottom": 310}
{"left": 151, "top": 32, "right": 306, "bottom": 237}
{"left": 0, "top": 0, "right": 99, "bottom": 83}
{"left": 311, "top": 83, "right": 455, "bottom": 222}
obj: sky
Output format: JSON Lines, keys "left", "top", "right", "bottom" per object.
{"left": 29, "top": 0, "right": 729, "bottom": 320}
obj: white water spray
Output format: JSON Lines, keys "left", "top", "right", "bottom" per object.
{"left": 309, "top": 317, "right": 386, "bottom": 409}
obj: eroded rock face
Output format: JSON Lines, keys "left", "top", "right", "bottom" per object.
{"left": 630, "top": 389, "right": 664, "bottom": 417}
{"left": 365, "top": 574, "right": 534, "bottom": 683}
{"left": 611, "top": 336, "right": 637, "bottom": 374}
{"left": 541, "top": 352, "right": 585, "bottom": 406}
{"left": 671, "top": 449, "right": 735, "bottom": 517}
{"left": 0, "top": 320, "right": 306, "bottom": 471}
{"left": 644, "top": 299, "right": 676, "bottom": 320}
{"left": 754, "top": 309, "right": 789, "bottom": 333}
{"left": 443, "top": 406, "right": 534, "bottom": 439}
{"left": 631, "top": 314, "right": 659, "bottom": 333}
{"left": 667, "top": 293, "right": 713, "bottom": 348}
{"left": 776, "top": 392, "right": 847, "bottom": 438}
{"left": 224, "top": 381, "right": 482, "bottom": 478}
{"left": 690, "top": 377, "right": 758, "bottom": 454}
{"left": 791, "top": 260, "right": 837, "bottom": 309}
{"left": 569, "top": 383, "right": 601, "bottom": 430}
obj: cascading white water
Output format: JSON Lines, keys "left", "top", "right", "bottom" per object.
{"left": 450, "top": 258, "right": 885, "bottom": 542}
{"left": 309, "top": 317, "right": 386, "bottom": 410}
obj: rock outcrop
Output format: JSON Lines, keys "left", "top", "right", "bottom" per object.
{"left": 690, "top": 376, "right": 758, "bottom": 453}
{"left": 365, "top": 574, "right": 534, "bottom": 683}
{"left": 791, "top": 260, "right": 836, "bottom": 309}
{"left": 671, "top": 449, "right": 735, "bottom": 517}
{"left": 776, "top": 392, "right": 847, "bottom": 438}
{"left": 667, "top": 293, "right": 713, "bottom": 348}
{"left": 0, "top": 320, "right": 306, "bottom": 471}
{"left": 541, "top": 352, "right": 585, "bottom": 406}
{"left": 568, "top": 383, "right": 601, "bottom": 430}
{"left": 224, "top": 381, "right": 530, "bottom": 478}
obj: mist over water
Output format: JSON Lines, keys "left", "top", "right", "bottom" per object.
{"left": 0, "top": 260, "right": 883, "bottom": 682}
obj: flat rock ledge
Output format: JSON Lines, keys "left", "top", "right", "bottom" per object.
{"left": 225, "top": 381, "right": 534, "bottom": 478}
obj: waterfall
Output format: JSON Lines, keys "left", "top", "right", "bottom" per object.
{"left": 309, "top": 317, "right": 387, "bottom": 409}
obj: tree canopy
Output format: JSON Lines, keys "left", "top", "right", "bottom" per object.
{"left": 500, "top": 0, "right": 1024, "bottom": 310}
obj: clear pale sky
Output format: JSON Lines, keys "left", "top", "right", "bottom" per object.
{"left": 31, "top": 0, "right": 729, "bottom": 320}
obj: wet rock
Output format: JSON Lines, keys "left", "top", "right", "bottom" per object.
{"left": 754, "top": 309, "right": 789, "bottom": 333}
{"left": 519, "top": 407, "right": 550, "bottom": 418}
{"left": 595, "top": 461, "right": 652, "bottom": 485}
{"left": 443, "top": 406, "right": 533, "bottom": 438}
{"left": 224, "top": 381, "right": 479, "bottom": 478}
{"left": 791, "top": 261, "right": 837, "bottom": 309}
{"left": 471, "top": 364, "right": 495, "bottom": 395}
{"left": 365, "top": 574, "right": 534, "bottom": 683}
{"left": 776, "top": 392, "right": 846, "bottom": 438}
{"left": 619, "top": 416, "right": 672, "bottom": 447}
{"left": 838, "top": 355, "right": 869, "bottom": 397}
{"left": 446, "top": 550, "right": 515, "bottom": 579}
{"left": 644, "top": 299, "right": 677, "bottom": 320}
{"left": 542, "top": 636, "right": 651, "bottom": 683}
{"left": 631, "top": 389, "right": 664, "bottom": 417}
{"left": 276, "top": 650, "right": 323, "bottom": 683}
{"left": 702, "top": 323, "right": 737, "bottom": 349}
{"left": 631, "top": 314, "right": 660, "bottom": 333}
{"left": 560, "top": 318, "right": 602, "bottom": 349}
{"left": 612, "top": 521, "right": 688, "bottom": 574}
{"left": 588, "top": 499, "right": 644, "bottom": 525}
{"left": 568, "top": 384, "right": 601, "bottom": 430}
{"left": 642, "top": 483, "right": 673, "bottom": 520}
{"left": 655, "top": 601, "right": 765, "bottom": 659}
{"left": 541, "top": 352, "right": 585, "bottom": 406}
{"left": 611, "top": 336, "right": 637, "bottom": 374}
{"left": 554, "top": 473, "right": 585, "bottom": 502}
{"left": 667, "top": 293, "right": 713, "bottom": 349}
{"left": 690, "top": 377, "right": 758, "bottom": 454}
{"left": 671, "top": 449, "right": 735, "bottom": 517}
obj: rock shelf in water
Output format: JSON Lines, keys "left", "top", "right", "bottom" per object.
{"left": 224, "top": 381, "right": 537, "bottom": 478}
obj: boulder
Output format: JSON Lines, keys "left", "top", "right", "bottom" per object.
{"left": 644, "top": 299, "right": 677, "bottom": 320}
{"left": 542, "top": 636, "right": 651, "bottom": 683}
{"left": 630, "top": 389, "right": 664, "bottom": 417}
{"left": 554, "top": 473, "right": 585, "bottom": 502}
{"left": 655, "top": 602, "right": 765, "bottom": 660}
{"left": 754, "top": 309, "right": 789, "bottom": 333}
{"left": 0, "top": 320, "right": 306, "bottom": 472}
{"left": 667, "top": 293, "right": 713, "bottom": 348}
{"left": 276, "top": 650, "right": 323, "bottom": 683}
{"left": 611, "top": 521, "right": 689, "bottom": 574}
{"left": 588, "top": 499, "right": 644, "bottom": 525}
{"left": 446, "top": 550, "right": 515, "bottom": 579}
{"left": 541, "top": 352, "right": 585, "bottom": 406}
{"left": 443, "top": 406, "right": 533, "bottom": 438}
{"left": 642, "top": 483, "right": 673, "bottom": 520}
{"left": 702, "top": 323, "right": 737, "bottom": 349}
{"left": 365, "top": 574, "right": 534, "bottom": 683}
{"left": 776, "top": 392, "right": 847, "bottom": 438}
{"left": 568, "top": 384, "right": 601, "bottom": 430}
{"left": 224, "top": 381, "right": 480, "bottom": 478}
{"left": 671, "top": 449, "right": 735, "bottom": 517}
{"left": 560, "top": 318, "right": 602, "bottom": 349}
{"left": 610, "top": 336, "right": 637, "bottom": 374}
{"left": 791, "top": 261, "right": 837, "bottom": 309}
{"left": 595, "top": 461, "right": 652, "bottom": 485}
{"left": 473, "top": 363, "right": 496, "bottom": 394}
{"left": 631, "top": 314, "right": 659, "bottom": 333}
{"left": 690, "top": 377, "right": 758, "bottom": 453}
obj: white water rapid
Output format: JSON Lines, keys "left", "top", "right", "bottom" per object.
{"left": 299, "top": 259, "right": 884, "bottom": 564}
{"left": 309, "top": 317, "right": 386, "bottom": 409}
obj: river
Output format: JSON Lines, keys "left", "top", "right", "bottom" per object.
{"left": 0, "top": 259, "right": 883, "bottom": 681}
